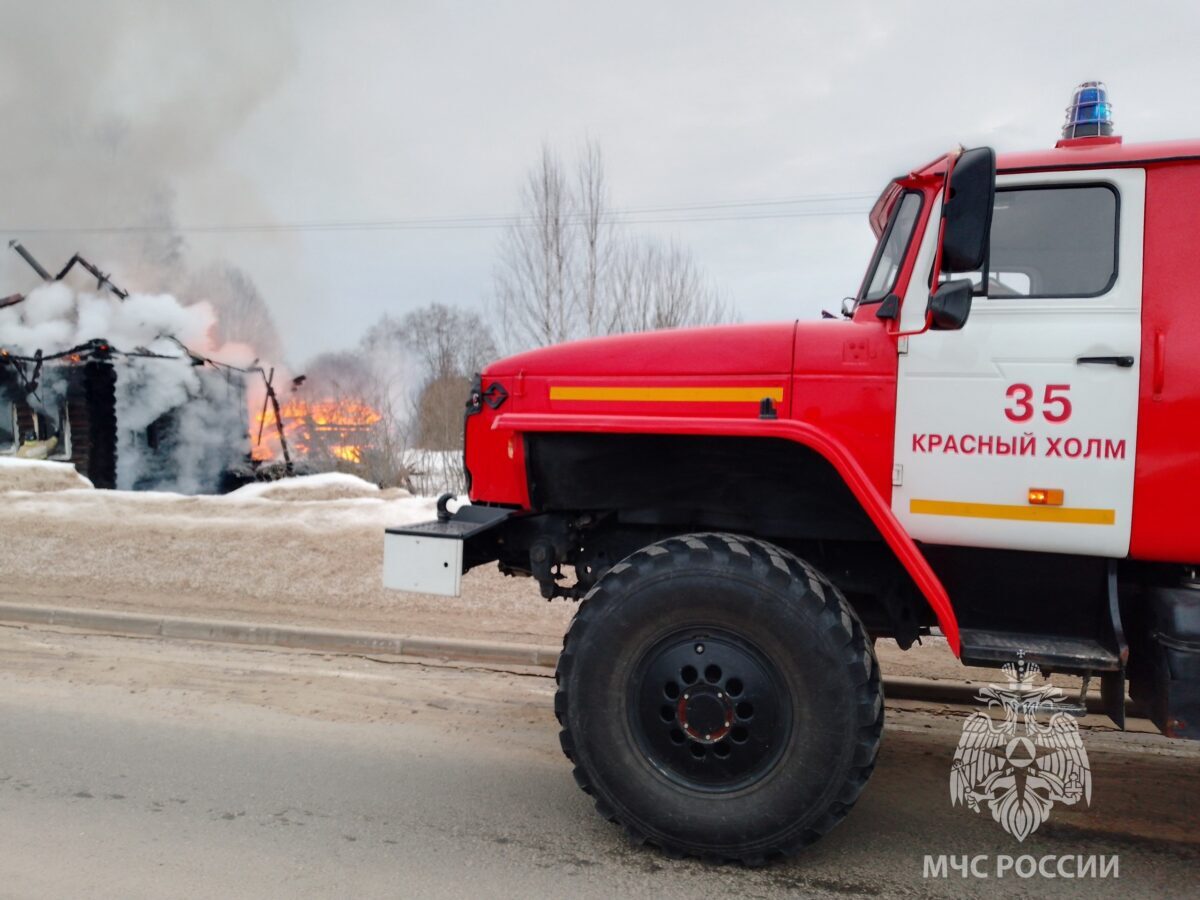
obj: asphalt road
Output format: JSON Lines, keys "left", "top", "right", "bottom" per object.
{"left": 0, "top": 625, "right": 1197, "bottom": 899}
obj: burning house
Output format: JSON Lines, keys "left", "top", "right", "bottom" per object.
{"left": 0, "top": 242, "right": 257, "bottom": 493}
{"left": 0, "top": 341, "right": 251, "bottom": 491}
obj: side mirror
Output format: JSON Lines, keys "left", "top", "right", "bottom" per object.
{"left": 941, "top": 147, "right": 995, "bottom": 273}
{"left": 929, "top": 279, "right": 973, "bottom": 330}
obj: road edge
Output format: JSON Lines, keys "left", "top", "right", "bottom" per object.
{"left": 0, "top": 600, "right": 1119, "bottom": 714}
{"left": 0, "top": 601, "right": 560, "bottom": 668}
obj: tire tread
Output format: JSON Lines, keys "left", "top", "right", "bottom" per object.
{"left": 554, "top": 531, "right": 883, "bottom": 864}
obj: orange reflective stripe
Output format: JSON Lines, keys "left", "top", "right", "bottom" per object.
{"left": 910, "top": 498, "right": 1115, "bottom": 526}
{"left": 549, "top": 386, "right": 784, "bottom": 403}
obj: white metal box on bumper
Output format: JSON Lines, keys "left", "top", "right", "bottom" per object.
{"left": 383, "top": 504, "right": 513, "bottom": 597}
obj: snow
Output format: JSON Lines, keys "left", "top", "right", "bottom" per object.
{"left": 1, "top": 476, "right": 441, "bottom": 528}
{"left": 0, "top": 462, "right": 423, "bottom": 509}
{"left": 229, "top": 472, "right": 398, "bottom": 503}
{"left": 0, "top": 457, "right": 94, "bottom": 493}
{"left": 0, "top": 473, "right": 449, "bottom": 629}
{"left": 0, "top": 462, "right": 551, "bottom": 644}
{"left": 404, "top": 449, "right": 467, "bottom": 497}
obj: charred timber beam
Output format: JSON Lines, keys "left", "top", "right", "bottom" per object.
{"left": 53, "top": 254, "right": 129, "bottom": 299}
{"left": 256, "top": 367, "right": 274, "bottom": 447}
{"left": 8, "top": 240, "right": 129, "bottom": 300}
{"left": 9, "top": 240, "right": 52, "bottom": 280}
{"left": 255, "top": 366, "right": 294, "bottom": 476}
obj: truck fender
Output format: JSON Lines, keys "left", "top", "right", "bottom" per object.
{"left": 493, "top": 412, "right": 961, "bottom": 656}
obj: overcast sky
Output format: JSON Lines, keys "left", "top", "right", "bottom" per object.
{"left": 3, "top": 0, "right": 1198, "bottom": 365}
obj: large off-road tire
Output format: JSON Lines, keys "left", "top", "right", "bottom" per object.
{"left": 554, "top": 532, "right": 883, "bottom": 864}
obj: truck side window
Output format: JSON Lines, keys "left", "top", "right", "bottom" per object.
{"left": 859, "top": 191, "right": 922, "bottom": 303}
{"left": 983, "top": 184, "right": 1118, "bottom": 298}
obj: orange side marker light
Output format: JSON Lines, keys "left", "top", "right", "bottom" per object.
{"left": 1028, "top": 488, "right": 1064, "bottom": 506}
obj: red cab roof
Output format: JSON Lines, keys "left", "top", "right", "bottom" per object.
{"left": 873, "top": 136, "right": 1200, "bottom": 237}
{"left": 913, "top": 138, "right": 1200, "bottom": 178}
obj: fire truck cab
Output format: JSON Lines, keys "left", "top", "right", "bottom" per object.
{"left": 384, "top": 85, "right": 1200, "bottom": 862}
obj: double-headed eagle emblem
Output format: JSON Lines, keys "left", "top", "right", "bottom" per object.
{"left": 950, "top": 655, "right": 1091, "bottom": 841}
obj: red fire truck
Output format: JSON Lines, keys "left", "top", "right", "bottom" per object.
{"left": 384, "top": 85, "right": 1200, "bottom": 862}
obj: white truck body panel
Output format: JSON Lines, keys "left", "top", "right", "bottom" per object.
{"left": 892, "top": 168, "right": 1145, "bottom": 557}
{"left": 383, "top": 531, "right": 463, "bottom": 597}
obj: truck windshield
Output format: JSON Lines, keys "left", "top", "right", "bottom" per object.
{"left": 858, "top": 191, "right": 922, "bottom": 303}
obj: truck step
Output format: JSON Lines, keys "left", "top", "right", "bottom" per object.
{"left": 958, "top": 628, "right": 1121, "bottom": 672}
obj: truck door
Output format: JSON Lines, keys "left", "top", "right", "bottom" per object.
{"left": 892, "top": 168, "right": 1145, "bottom": 558}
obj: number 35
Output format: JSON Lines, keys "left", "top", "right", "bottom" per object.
{"left": 1005, "top": 383, "right": 1072, "bottom": 423}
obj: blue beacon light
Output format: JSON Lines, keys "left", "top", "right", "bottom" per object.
{"left": 1062, "top": 81, "right": 1114, "bottom": 140}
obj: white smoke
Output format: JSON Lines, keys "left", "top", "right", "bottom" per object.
{"left": 0, "top": 2, "right": 298, "bottom": 294}
{"left": 112, "top": 355, "right": 249, "bottom": 493}
{"left": 0, "top": 2, "right": 294, "bottom": 401}
{"left": 4, "top": 282, "right": 233, "bottom": 355}
{"left": 2, "top": 281, "right": 260, "bottom": 493}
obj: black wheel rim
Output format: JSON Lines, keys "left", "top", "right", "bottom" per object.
{"left": 629, "top": 627, "right": 792, "bottom": 793}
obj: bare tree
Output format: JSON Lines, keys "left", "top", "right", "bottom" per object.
{"left": 356, "top": 326, "right": 418, "bottom": 488}
{"left": 494, "top": 145, "right": 575, "bottom": 350}
{"left": 494, "top": 141, "right": 734, "bottom": 351}
{"left": 361, "top": 304, "right": 497, "bottom": 453}
{"left": 576, "top": 138, "right": 613, "bottom": 337}
{"left": 607, "top": 235, "right": 654, "bottom": 332}
{"left": 607, "top": 237, "right": 731, "bottom": 334}
{"left": 412, "top": 373, "right": 468, "bottom": 450}
{"left": 649, "top": 240, "right": 729, "bottom": 331}
{"left": 188, "top": 262, "right": 286, "bottom": 362}
{"left": 376, "top": 303, "right": 497, "bottom": 381}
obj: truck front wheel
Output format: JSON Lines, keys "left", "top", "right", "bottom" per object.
{"left": 554, "top": 532, "right": 883, "bottom": 864}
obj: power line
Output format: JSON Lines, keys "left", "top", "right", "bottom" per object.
{"left": 1, "top": 191, "right": 876, "bottom": 236}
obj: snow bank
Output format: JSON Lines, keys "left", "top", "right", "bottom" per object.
{"left": 1, "top": 481, "right": 441, "bottom": 532}
{"left": 229, "top": 472, "right": 408, "bottom": 503}
{"left": 0, "top": 457, "right": 94, "bottom": 493}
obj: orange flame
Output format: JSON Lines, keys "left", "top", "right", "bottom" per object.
{"left": 252, "top": 396, "right": 381, "bottom": 465}
{"left": 331, "top": 445, "right": 363, "bottom": 463}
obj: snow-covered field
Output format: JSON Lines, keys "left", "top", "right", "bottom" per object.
{"left": 0, "top": 459, "right": 966, "bottom": 680}
{"left": 0, "top": 460, "right": 574, "bottom": 643}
